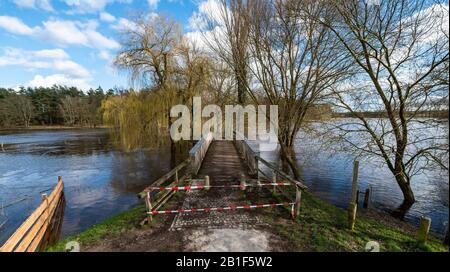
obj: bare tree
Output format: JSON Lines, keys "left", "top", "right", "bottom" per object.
{"left": 316, "top": 0, "right": 449, "bottom": 209}
{"left": 245, "top": 0, "right": 350, "bottom": 178}
{"left": 199, "top": 0, "right": 253, "bottom": 103}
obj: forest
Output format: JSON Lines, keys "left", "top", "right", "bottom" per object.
{"left": 0, "top": 86, "right": 122, "bottom": 128}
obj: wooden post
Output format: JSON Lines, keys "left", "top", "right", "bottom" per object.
{"left": 272, "top": 170, "right": 277, "bottom": 194}
{"left": 205, "top": 175, "right": 210, "bottom": 190}
{"left": 1, "top": 142, "right": 4, "bottom": 152}
{"left": 295, "top": 186, "right": 302, "bottom": 218}
{"left": 240, "top": 174, "right": 246, "bottom": 191}
{"left": 348, "top": 160, "right": 359, "bottom": 230}
{"left": 145, "top": 192, "right": 153, "bottom": 222}
{"left": 175, "top": 170, "right": 179, "bottom": 184}
{"left": 351, "top": 160, "right": 359, "bottom": 204}
{"left": 363, "top": 188, "right": 371, "bottom": 208}
{"left": 348, "top": 202, "right": 357, "bottom": 231}
{"left": 417, "top": 217, "right": 431, "bottom": 243}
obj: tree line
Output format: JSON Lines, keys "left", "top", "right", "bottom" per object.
{"left": 0, "top": 86, "right": 126, "bottom": 128}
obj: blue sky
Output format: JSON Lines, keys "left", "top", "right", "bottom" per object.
{"left": 0, "top": 0, "right": 203, "bottom": 91}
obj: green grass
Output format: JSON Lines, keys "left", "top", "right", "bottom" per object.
{"left": 48, "top": 190, "right": 448, "bottom": 252}
{"left": 47, "top": 204, "right": 159, "bottom": 252}
{"left": 262, "top": 192, "right": 448, "bottom": 252}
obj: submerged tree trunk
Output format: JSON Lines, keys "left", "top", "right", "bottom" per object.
{"left": 392, "top": 173, "right": 415, "bottom": 218}
{"left": 279, "top": 143, "right": 301, "bottom": 181}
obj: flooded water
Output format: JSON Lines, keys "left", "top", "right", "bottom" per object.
{"left": 0, "top": 122, "right": 448, "bottom": 246}
{"left": 0, "top": 129, "right": 175, "bottom": 245}
{"left": 256, "top": 119, "right": 449, "bottom": 235}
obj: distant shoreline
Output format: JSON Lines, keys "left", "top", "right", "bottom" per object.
{"left": 0, "top": 125, "right": 112, "bottom": 131}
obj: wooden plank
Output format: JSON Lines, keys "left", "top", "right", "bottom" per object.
{"left": 139, "top": 159, "right": 191, "bottom": 198}
{"left": 0, "top": 179, "right": 63, "bottom": 252}
{"left": 15, "top": 184, "right": 63, "bottom": 252}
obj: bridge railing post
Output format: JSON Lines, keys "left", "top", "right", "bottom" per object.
{"left": 205, "top": 175, "right": 210, "bottom": 190}
{"left": 240, "top": 174, "right": 246, "bottom": 191}
{"left": 272, "top": 170, "right": 277, "bottom": 194}
{"left": 145, "top": 192, "right": 153, "bottom": 222}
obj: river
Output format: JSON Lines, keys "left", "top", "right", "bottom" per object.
{"left": 0, "top": 123, "right": 448, "bottom": 245}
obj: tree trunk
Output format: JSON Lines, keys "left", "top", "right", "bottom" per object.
{"left": 279, "top": 143, "right": 301, "bottom": 181}
{"left": 392, "top": 174, "right": 415, "bottom": 218}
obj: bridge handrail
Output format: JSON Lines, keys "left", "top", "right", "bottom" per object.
{"left": 189, "top": 132, "right": 213, "bottom": 175}
{"left": 233, "top": 131, "right": 307, "bottom": 190}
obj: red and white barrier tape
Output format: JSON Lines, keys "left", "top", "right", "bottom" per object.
{"left": 145, "top": 182, "right": 292, "bottom": 192}
{"left": 147, "top": 202, "right": 295, "bottom": 215}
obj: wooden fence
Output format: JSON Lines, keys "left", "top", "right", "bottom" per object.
{"left": 0, "top": 177, "right": 66, "bottom": 252}
{"left": 139, "top": 132, "right": 213, "bottom": 224}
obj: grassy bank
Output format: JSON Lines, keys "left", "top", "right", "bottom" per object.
{"left": 48, "top": 192, "right": 448, "bottom": 252}
{"left": 47, "top": 205, "right": 160, "bottom": 252}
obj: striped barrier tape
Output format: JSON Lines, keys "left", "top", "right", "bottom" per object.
{"left": 147, "top": 202, "right": 295, "bottom": 216}
{"left": 145, "top": 182, "right": 292, "bottom": 192}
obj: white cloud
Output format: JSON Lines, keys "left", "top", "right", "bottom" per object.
{"left": 41, "top": 20, "right": 90, "bottom": 46}
{"left": 100, "top": 11, "right": 116, "bottom": 23}
{"left": 0, "top": 16, "right": 120, "bottom": 52}
{"left": 0, "top": 47, "right": 93, "bottom": 89}
{"left": 147, "top": 0, "right": 159, "bottom": 10}
{"left": 0, "top": 16, "right": 39, "bottom": 35}
{"left": 188, "top": 0, "right": 224, "bottom": 31}
{"left": 27, "top": 74, "right": 92, "bottom": 90}
{"left": 12, "top": 0, "right": 54, "bottom": 12}
{"left": 111, "top": 17, "right": 136, "bottom": 31}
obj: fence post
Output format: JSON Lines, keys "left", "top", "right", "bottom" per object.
{"left": 348, "top": 160, "right": 359, "bottom": 230}
{"left": 363, "top": 188, "right": 371, "bottom": 209}
{"left": 348, "top": 203, "right": 357, "bottom": 231}
{"left": 417, "top": 217, "right": 431, "bottom": 243}
{"left": 205, "top": 175, "right": 210, "bottom": 190}
{"left": 240, "top": 174, "right": 246, "bottom": 191}
{"left": 175, "top": 170, "right": 179, "bottom": 184}
{"left": 145, "top": 192, "right": 153, "bottom": 222}
{"left": 295, "top": 186, "right": 302, "bottom": 218}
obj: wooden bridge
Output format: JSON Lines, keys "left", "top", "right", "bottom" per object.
{"left": 140, "top": 133, "right": 307, "bottom": 228}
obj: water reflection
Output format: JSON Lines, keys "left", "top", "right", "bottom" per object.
{"left": 0, "top": 129, "right": 181, "bottom": 244}
{"left": 253, "top": 120, "right": 449, "bottom": 234}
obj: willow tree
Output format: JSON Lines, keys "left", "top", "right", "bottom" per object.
{"left": 105, "top": 14, "right": 214, "bottom": 153}
{"left": 316, "top": 0, "right": 449, "bottom": 210}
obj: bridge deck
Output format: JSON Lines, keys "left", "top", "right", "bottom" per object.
{"left": 198, "top": 140, "right": 250, "bottom": 183}
{"left": 169, "top": 140, "right": 266, "bottom": 233}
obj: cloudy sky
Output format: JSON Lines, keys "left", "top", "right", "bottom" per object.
{"left": 0, "top": 0, "right": 208, "bottom": 91}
